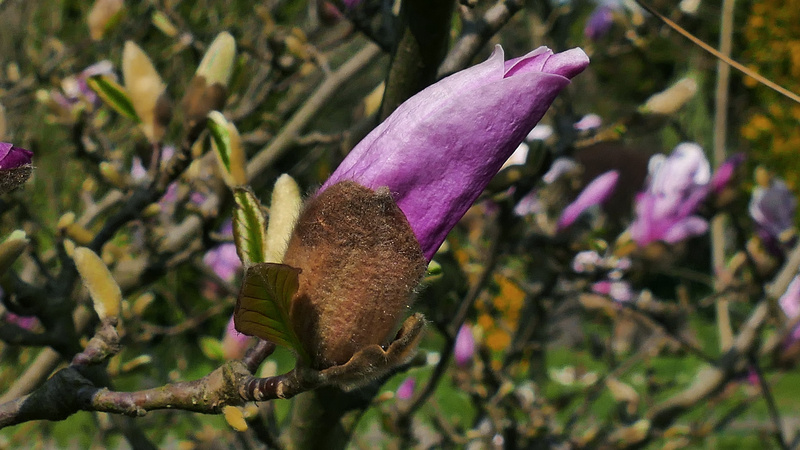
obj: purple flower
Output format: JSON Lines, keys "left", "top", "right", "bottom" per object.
{"left": 710, "top": 153, "right": 745, "bottom": 195}
{"left": 58, "top": 61, "right": 115, "bottom": 110}
{"left": 222, "top": 315, "right": 251, "bottom": 360}
{"left": 557, "top": 170, "right": 618, "bottom": 231}
{"left": 591, "top": 280, "right": 633, "bottom": 302}
{"left": 779, "top": 275, "right": 800, "bottom": 345}
{"left": 574, "top": 113, "right": 602, "bottom": 131}
{"left": 0, "top": 143, "right": 32, "bottom": 170}
{"left": 542, "top": 157, "right": 579, "bottom": 184}
{"left": 584, "top": 5, "right": 614, "bottom": 41}
{"left": 749, "top": 177, "right": 796, "bottom": 247}
{"left": 324, "top": 45, "right": 589, "bottom": 259}
{"left": 513, "top": 189, "right": 542, "bottom": 216}
{"left": 203, "top": 221, "right": 242, "bottom": 282}
{"left": 629, "top": 143, "right": 711, "bottom": 246}
{"left": 572, "top": 250, "right": 602, "bottom": 273}
{"left": 3, "top": 312, "right": 40, "bottom": 330}
{"left": 454, "top": 324, "right": 476, "bottom": 367}
{"left": 396, "top": 377, "right": 416, "bottom": 400}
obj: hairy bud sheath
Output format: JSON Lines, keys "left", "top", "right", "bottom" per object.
{"left": 283, "top": 181, "right": 427, "bottom": 369}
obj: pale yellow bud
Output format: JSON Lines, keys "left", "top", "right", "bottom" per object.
{"left": 87, "top": 0, "right": 124, "bottom": 41}
{"left": 122, "top": 41, "right": 167, "bottom": 143}
{"left": 222, "top": 406, "right": 248, "bottom": 432}
{"left": 265, "top": 174, "right": 301, "bottom": 263}
{"left": 0, "top": 231, "right": 28, "bottom": 274}
{"left": 74, "top": 246, "right": 122, "bottom": 321}
{"left": 196, "top": 32, "right": 236, "bottom": 87}
{"left": 640, "top": 78, "right": 698, "bottom": 116}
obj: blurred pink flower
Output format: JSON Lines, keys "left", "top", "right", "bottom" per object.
{"left": 396, "top": 377, "right": 416, "bottom": 400}
{"left": 203, "top": 221, "right": 241, "bottom": 282}
{"left": 557, "top": 170, "right": 618, "bottom": 231}
{"left": 454, "top": 324, "right": 476, "bottom": 367}
{"left": 592, "top": 280, "right": 633, "bottom": 302}
{"left": 779, "top": 275, "right": 800, "bottom": 345}
{"left": 222, "top": 315, "right": 252, "bottom": 360}
{"left": 710, "top": 153, "right": 745, "bottom": 195}
{"left": 630, "top": 143, "right": 711, "bottom": 246}
{"left": 749, "top": 177, "right": 796, "bottom": 252}
{"left": 574, "top": 113, "right": 602, "bottom": 131}
{"left": 584, "top": 5, "right": 614, "bottom": 41}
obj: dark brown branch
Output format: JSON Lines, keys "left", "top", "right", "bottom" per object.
{"left": 438, "top": 0, "right": 525, "bottom": 77}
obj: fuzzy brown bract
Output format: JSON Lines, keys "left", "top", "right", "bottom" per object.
{"left": 283, "top": 180, "right": 427, "bottom": 369}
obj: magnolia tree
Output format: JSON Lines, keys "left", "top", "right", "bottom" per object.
{"left": 1, "top": 0, "right": 799, "bottom": 448}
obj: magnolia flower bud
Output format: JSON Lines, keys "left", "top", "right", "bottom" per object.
{"left": 640, "top": 78, "right": 698, "bottom": 116}
{"left": 0, "top": 142, "right": 33, "bottom": 194}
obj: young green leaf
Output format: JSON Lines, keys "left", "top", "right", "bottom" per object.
{"left": 232, "top": 187, "right": 268, "bottom": 266}
{"left": 234, "top": 263, "right": 308, "bottom": 359}
{"left": 86, "top": 75, "right": 139, "bottom": 121}
{"left": 208, "top": 111, "right": 247, "bottom": 187}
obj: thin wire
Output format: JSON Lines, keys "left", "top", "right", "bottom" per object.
{"left": 635, "top": 0, "right": 800, "bottom": 105}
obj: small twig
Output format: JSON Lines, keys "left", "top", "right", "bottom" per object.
{"left": 711, "top": 0, "right": 736, "bottom": 352}
{"left": 246, "top": 42, "right": 382, "bottom": 180}
{"left": 634, "top": 0, "right": 800, "bottom": 104}
{"left": 749, "top": 356, "right": 789, "bottom": 450}
{"left": 398, "top": 219, "right": 501, "bottom": 418}
{"left": 438, "top": 0, "right": 525, "bottom": 77}
{"left": 242, "top": 340, "right": 277, "bottom": 374}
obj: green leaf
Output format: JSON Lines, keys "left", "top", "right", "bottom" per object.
{"left": 423, "top": 260, "right": 443, "bottom": 283}
{"left": 232, "top": 187, "right": 268, "bottom": 266}
{"left": 208, "top": 112, "right": 232, "bottom": 170}
{"left": 208, "top": 111, "right": 246, "bottom": 187}
{"left": 86, "top": 75, "right": 139, "bottom": 122}
{"left": 234, "top": 263, "right": 308, "bottom": 359}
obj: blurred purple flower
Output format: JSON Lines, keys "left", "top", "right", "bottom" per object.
{"left": 454, "top": 324, "right": 476, "bottom": 367}
{"left": 222, "top": 315, "right": 251, "bottom": 360}
{"left": 557, "top": 170, "right": 618, "bottom": 231}
{"left": 572, "top": 250, "right": 602, "bottom": 273}
{"left": 779, "top": 275, "right": 800, "bottom": 345}
{"left": 543, "top": 157, "right": 579, "bottom": 184}
{"left": 710, "top": 153, "right": 745, "bottom": 195}
{"left": 0, "top": 287, "right": 40, "bottom": 330}
{"left": 514, "top": 189, "right": 542, "bottom": 216}
{"left": 396, "top": 377, "right": 416, "bottom": 400}
{"left": 574, "top": 113, "right": 602, "bottom": 131}
{"left": 203, "top": 221, "right": 241, "bottom": 282}
{"left": 749, "top": 177, "right": 796, "bottom": 247}
{"left": 4, "top": 312, "right": 40, "bottom": 330}
{"left": 56, "top": 60, "right": 115, "bottom": 110}
{"left": 592, "top": 280, "right": 633, "bottom": 302}
{"left": 629, "top": 143, "right": 711, "bottom": 246}
{"left": 0, "top": 143, "right": 32, "bottom": 170}
{"left": 323, "top": 45, "right": 589, "bottom": 259}
{"left": 584, "top": 5, "right": 614, "bottom": 41}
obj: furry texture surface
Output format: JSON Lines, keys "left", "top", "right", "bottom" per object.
{"left": 283, "top": 181, "right": 427, "bottom": 369}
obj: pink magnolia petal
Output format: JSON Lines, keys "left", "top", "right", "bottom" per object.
{"left": 557, "top": 170, "right": 618, "bottom": 231}
{"left": 324, "top": 46, "right": 589, "bottom": 259}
